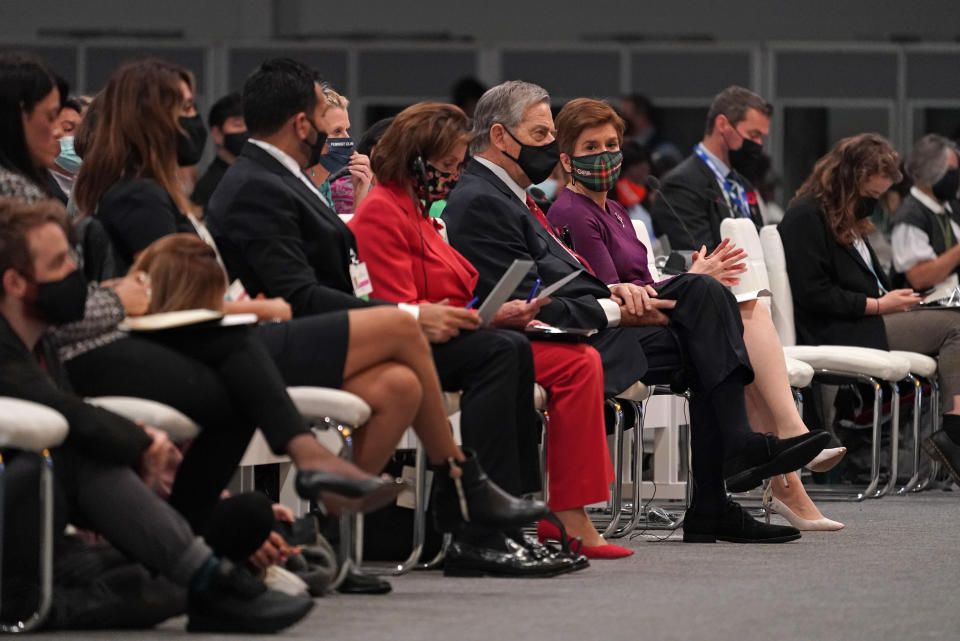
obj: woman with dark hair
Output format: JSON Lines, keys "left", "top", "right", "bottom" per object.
{"left": 779, "top": 133, "right": 960, "bottom": 486}
{"left": 0, "top": 51, "right": 64, "bottom": 201}
{"left": 350, "top": 102, "right": 631, "bottom": 558}
{"left": 548, "top": 98, "right": 843, "bottom": 530}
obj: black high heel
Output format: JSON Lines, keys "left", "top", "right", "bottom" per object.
{"left": 294, "top": 471, "right": 406, "bottom": 514}
{"left": 432, "top": 448, "right": 550, "bottom": 533}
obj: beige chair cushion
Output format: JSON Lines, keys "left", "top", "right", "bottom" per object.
{"left": 889, "top": 350, "right": 937, "bottom": 378}
{"left": 615, "top": 381, "right": 652, "bottom": 402}
{"left": 287, "top": 387, "right": 372, "bottom": 426}
{"left": 784, "top": 356, "right": 815, "bottom": 388}
{"left": 0, "top": 397, "right": 68, "bottom": 452}
{"left": 86, "top": 396, "right": 200, "bottom": 441}
{"left": 783, "top": 346, "right": 911, "bottom": 382}
{"left": 720, "top": 218, "right": 771, "bottom": 300}
{"left": 533, "top": 383, "right": 548, "bottom": 410}
{"left": 759, "top": 225, "right": 798, "bottom": 347}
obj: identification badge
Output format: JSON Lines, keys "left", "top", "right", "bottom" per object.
{"left": 349, "top": 261, "right": 373, "bottom": 298}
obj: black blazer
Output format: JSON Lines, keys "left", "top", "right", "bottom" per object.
{"left": 444, "top": 160, "right": 649, "bottom": 395}
{"left": 0, "top": 316, "right": 151, "bottom": 466}
{"left": 206, "top": 143, "right": 379, "bottom": 317}
{"left": 95, "top": 178, "right": 195, "bottom": 273}
{"left": 446, "top": 160, "right": 617, "bottom": 329}
{"left": 650, "top": 153, "right": 762, "bottom": 251}
{"left": 778, "top": 194, "right": 890, "bottom": 349}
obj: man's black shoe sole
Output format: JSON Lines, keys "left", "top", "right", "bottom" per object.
{"left": 725, "top": 432, "right": 831, "bottom": 493}
{"left": 442, "top": 560, "right": 583, "bottom": 578}
{"left": 186, "top": 599, "right": 314, "bottom": 633}
{"left": 682, "top": 531, "right": 802, "bottom": 544}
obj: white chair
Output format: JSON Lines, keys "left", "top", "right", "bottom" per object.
{"left": 0, "top": 398, "right": 69, "bottom": 632}
{"left": 753, "top": 222, "right": 923, "bottom": 500}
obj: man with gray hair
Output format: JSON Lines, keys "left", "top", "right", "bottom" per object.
{"left": 890, "top": 133, "right": 960, "bottom": 487}
{"left": 445, "top": 80, "right": 829, "bottom": 544}
{"left": 891, "top": 134, "right": 960, "bottom": 290}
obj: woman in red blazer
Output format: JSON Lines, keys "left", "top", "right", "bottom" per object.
{"left": 350, "top": 103, "right": 630, "bottom": 559}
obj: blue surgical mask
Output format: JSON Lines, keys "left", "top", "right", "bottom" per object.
{"left": 55, "top": 136, "right": 83, "bottom": 174}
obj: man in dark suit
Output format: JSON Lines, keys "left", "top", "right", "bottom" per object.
{"left": 651, "top": 86, "right": 770, "bottom": 251}
{"left": 191, "top": 93, "right": 248, "bottom": 210}
{"left": 0, "top": 197, "right": 313, "bottom": 632}
{"left": 206, "top": 59, "right": 573, "bottom": 578}
{"left": 444, "top": 80, "right": 828, "bottom": 543}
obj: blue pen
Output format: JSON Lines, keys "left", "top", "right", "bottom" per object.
{"left": 525, "top": 279, "right": 542, "bottom": 303}
{"left": 465, "top": 296, "right": 479, "bottom": 309}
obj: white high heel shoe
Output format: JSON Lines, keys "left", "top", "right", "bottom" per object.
{"left": 762, "top": 481, "right": 844, "bottom": 531}
{"left": 805, "top": 446, "right": 847, "bottom": 473}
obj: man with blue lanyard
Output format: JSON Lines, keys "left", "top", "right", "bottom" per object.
{"left": 651, "top": 86, "right": 771, "bottom": 251}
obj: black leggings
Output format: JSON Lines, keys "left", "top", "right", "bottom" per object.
{"left": 65, "top": 326, "right": 309, "bottom": 531}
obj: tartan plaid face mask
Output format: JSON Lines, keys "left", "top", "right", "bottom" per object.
{"left": 569, "top": 150, "right": 623, "bottom": 193}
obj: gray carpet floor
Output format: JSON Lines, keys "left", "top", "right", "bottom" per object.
{"left": 28, "top": 491, "right": 960, "bottom": 641}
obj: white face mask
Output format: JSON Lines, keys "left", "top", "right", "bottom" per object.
{"left": 531, "top": 177, "right": 558, "bottom": 201}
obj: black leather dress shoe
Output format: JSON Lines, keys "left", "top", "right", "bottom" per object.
{"left": 724, "top": 431, "right": 831, "bottom": 493}
{"left": 187, "top": 559, "right": 314, "bottom": 633}
{"left": 683, "top": 501, "right": 801, "bottom": 543}
{"left": 295, "top": 471, "right": 406, "bottom": 514}
{"left": 510, "top": 532, "right": 589, "bottom": 573}
{"left": 433, "top": 449, "right": 550, "bottom": 532}
{"left": 922, "top": 429, "right": 960, "bottom": 486}
{"left": 336, "top": 569, "right": 392, "bottom": 595}
{"left": 442, "top": 532, "right": 572, "bottom": 578}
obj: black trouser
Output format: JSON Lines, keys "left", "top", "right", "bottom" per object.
{"left": 613, "top": 274, "right": 755, "bottom": 511}
{"left": 431, "top": 329, "right": 541, "bottom": 496}
{"left": 1, "top": 450, "right": 211, "bottom": 598}
{"left": 66, "top": 326, "right": 309, "bottom": 531}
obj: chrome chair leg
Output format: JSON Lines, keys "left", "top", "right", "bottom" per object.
{"left": 600, "top": 399, "right": 625, "bottom": 538}
{"left": 327, "top": 420, "right": 356, "bottom": 590}
{"left": 875, "top": 380, "right": 902, "bottom": 498}
{"left": 416, "top": 534, "right": 452, "bottom": 570}
{"left": 608, "top": 400, "right": 644, "bottom": 539}
{"left": 0, "top": 450, "right": 55, "bottom": 633}
{"left": 805, "top": 371, "right": 883, "bottom": 502}
{"left": 899, "top": 375, "right": 924, "bottom": 494}
{"left": 537, "top": 409, "right": 549, "bottom": 505}
{"left": 915, "top": 378, "right": 940, "bottom": 492}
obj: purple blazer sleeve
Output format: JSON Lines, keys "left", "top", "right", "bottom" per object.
{"left": 547, "top": 196, "right": 622, "bottom": 285}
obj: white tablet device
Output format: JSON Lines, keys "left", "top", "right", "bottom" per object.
{"left": 476, "top": 259, "right": 535, "bottom": 326}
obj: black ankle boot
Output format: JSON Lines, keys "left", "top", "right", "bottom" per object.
{"left": 432, "top": 449, "right": 550, "bottom": 532}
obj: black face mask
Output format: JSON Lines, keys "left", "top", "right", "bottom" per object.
{"left": 855, "top": 196, "right": 879, "bottom": 220}
{"left": 728, "top": 137, "right": 765, "bottom": 177}
{"left": 176, "top": 115, "right": 208, "bottom": 167}
{"left": 933, "top": 168, "right": 960, "bottom": 202}
{"left": 222, "top": 131, "right": 249, "bottom": 157}
{"left": 304, "top": 119, "right": 328, "bottom": 168}
{"left": 32, "top": 269, "right": 87, "bottom": 324}
{"left": 501, "top": 126, "right": 561, "bottom": 185}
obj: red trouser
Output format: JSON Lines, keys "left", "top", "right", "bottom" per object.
{"left": 531, "top": 342, "right": 613, "bottom": 512}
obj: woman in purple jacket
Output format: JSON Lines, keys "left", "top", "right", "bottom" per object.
{"left": 548, "top": 98, "right": 843, "bottom": 531}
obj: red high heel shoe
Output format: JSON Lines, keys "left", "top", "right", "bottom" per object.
{"left": 537, "top": 520, "right": 633, "bottom": 559}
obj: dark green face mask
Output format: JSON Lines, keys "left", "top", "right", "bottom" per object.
{"left": 569, "top": 150, "right": 623, "bottom": 193}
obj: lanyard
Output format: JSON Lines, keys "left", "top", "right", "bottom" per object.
{"left": 694, "top": 143, "right": 751, "bottom": 218}
{"left": 853, "top": 238, "right": 888, "bottom": 295}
